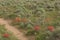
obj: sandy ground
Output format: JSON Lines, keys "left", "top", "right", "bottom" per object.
{"left": 0, "top": 18, "right": 28, "bottom": 40}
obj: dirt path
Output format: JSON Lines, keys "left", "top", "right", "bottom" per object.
{"left": 0, "top": 18, "right": 28, "bottom": 40}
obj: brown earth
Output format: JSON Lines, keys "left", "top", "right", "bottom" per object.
{"left": 0, "top": 18, "right": 28, "bottom": 40}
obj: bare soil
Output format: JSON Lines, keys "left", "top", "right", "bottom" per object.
{"left": 0, "top": 18, "right": 28, "bottom": 40}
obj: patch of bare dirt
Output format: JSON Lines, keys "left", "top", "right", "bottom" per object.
{"left": 0, "top": 18, "right": 28, "bottom": 40}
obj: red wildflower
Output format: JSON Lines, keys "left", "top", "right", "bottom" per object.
{"left": 48, "top": 26, "right": 54, "bottom": 32}
{"left": 3, "top": 33, "right": 9, "bottom": 38}
{"left": 34, "top": 25, "right": 40, "bottom": 31}
{"left": 15, "top": 17, "right": 21, "bottom": 22}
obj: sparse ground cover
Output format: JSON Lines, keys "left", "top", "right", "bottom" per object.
{"left": 0, "top": 25, "right": 18, "bottom": 40}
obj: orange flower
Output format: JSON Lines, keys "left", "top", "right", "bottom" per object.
{"left": 34, "top": 25, "right": 40, "bottom": 31}
{"left": 22, "top": 18, "right": 27, "bottom": 22}
{"left": 48, "top": 26, "right": 54, "bottom": 32}
{"left": 15, "top": 17, "right": 21, "bottom": 22}
{"left": 3, "top": 33, "right": 9, "bottom": 38}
